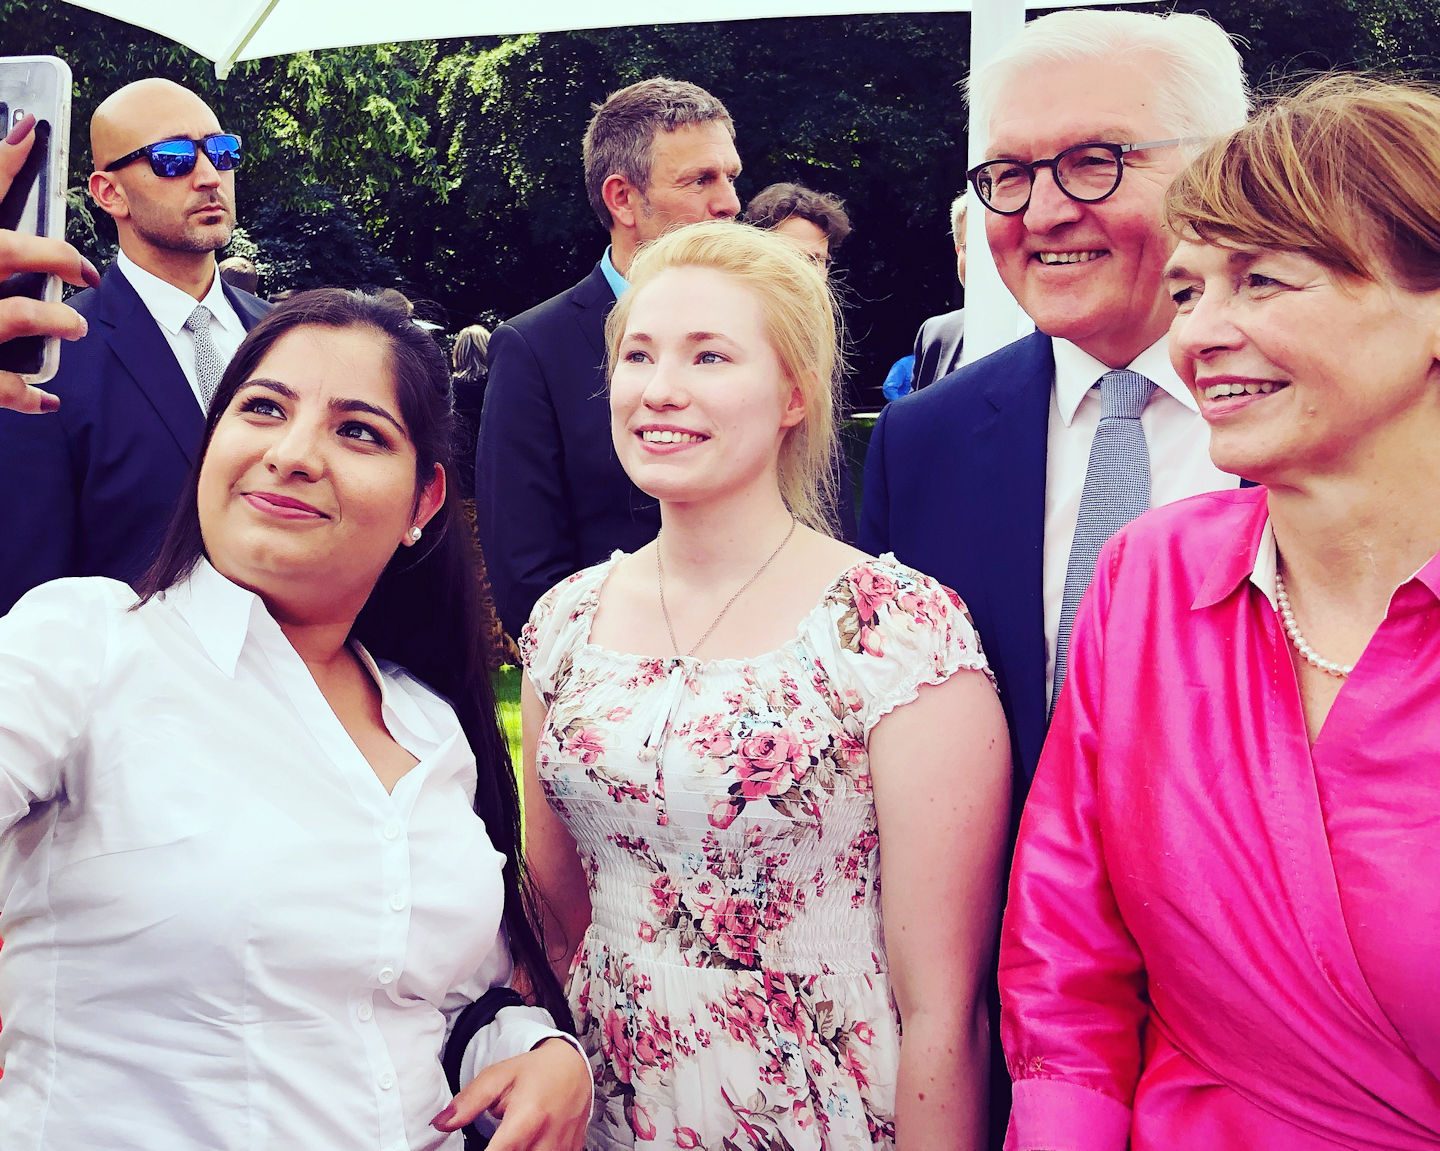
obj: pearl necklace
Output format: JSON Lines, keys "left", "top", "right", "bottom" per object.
{"left": 1274, "top": 569, "right": 1354, "bottom": 678}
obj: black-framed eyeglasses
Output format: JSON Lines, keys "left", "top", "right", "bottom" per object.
{"left": 103, "top": 133, "right": 243, "bottom": 179}
{"left": 968, "top": 138, "right": 1196, "bottom": 216}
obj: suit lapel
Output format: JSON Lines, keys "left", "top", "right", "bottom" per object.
{"left": 570, "top": 264, "right": 615, "bottom": 367}
{"left": 222, "top": 282, "right": 271, "bottom": 331}
{"left": 93, "top": 266, "right": 204, "bottom": 465}
{"left": 969, "top": 333, "right": 1052, "bottom": 781}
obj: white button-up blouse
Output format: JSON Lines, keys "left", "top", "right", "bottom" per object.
{"left": 0, "top": 562, "right": 571, "bottom": 1151}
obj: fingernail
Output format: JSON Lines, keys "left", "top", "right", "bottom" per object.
{"left": 6, "top": 114, "right": 36, "bottom": 146}
{"left": 39, "top": 391, "right": 60, "bottom": 413}
{"left": 430, "top": 1104, "right": 457, "bottom": 1130}
{"left": 81, "top": 257, "right": 102, "bottom": 288}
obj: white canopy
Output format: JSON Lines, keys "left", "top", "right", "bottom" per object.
{"left": 60, "top": 1, "right": 1035, "bottom": 79}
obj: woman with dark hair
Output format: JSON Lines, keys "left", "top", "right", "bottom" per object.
{"left": 0, "top": 289, "right": 591, "bottom": 1151}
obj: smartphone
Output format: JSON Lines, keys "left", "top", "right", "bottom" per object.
{"left": 0, "top": 55, "right": 73, "bottom": 384}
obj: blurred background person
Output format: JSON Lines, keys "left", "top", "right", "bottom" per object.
{"left": 881, "top": 352, "right": 917, "bottom": 403}
{"left": 521, "top": 221, "right": 1009, "bottom": 1151}
{"left": 217, "top": 253, "right": 259, "bottom": 294}
{"left": 451, "top": 322, "right": 490, "bottom": 494}
{"left": 910, "top": 192, "right": 968, "bottom": 392}
{"left": 1002, "top": 75, "right": 1440, "bottom": 1151}
{"left": 744, "top": 180, "right": 852, "bottom": 271}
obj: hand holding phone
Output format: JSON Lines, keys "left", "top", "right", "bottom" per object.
{"left": 0, "top": 58, "right": 99, "bottom": 413}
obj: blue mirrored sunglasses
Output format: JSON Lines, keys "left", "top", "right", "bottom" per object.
{"left": 104, "top": 133, "right": 243, "bottom": 178}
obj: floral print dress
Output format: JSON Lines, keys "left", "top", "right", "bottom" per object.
{"left": 521, "top": 553, "right": 992, "bottom": 1151}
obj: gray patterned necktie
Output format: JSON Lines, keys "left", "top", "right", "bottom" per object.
{"left": 184, "top": 304, "right": 223, "bottom": 410}
{"left": 1051, "top": 369, "right": 1157, "bottom": 709}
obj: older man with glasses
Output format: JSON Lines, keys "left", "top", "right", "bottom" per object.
{"left": 0, "top": 78, "right": 268, "bottom": 613}
{"left": 863, "top": 9, "right": 1251, "bottom": 804}
{"left": 860, "top": 12, "right": 1250, "bottom": 1147}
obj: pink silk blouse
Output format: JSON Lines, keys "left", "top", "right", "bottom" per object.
{"left": 1000, "top": 487, "right": 1440, "bottom": 1151}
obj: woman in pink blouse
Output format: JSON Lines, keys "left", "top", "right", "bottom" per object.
{"left": 999, "top": 75, "right": 1440, "bottom": 1151}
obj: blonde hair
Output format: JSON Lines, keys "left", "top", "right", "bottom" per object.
{"left": 606, "top": 220, "right": 842, "bottom": 534}
{"left": 1167, "top": 73, "right": 1440, "bottom": 292}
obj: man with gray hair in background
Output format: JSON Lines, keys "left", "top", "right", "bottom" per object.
{"left": 475, "top": 77, "right": 741, "bottom": 640}
{"left": 910, "top": 192, "right": 969, "bottom": 391}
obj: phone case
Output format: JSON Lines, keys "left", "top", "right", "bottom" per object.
{"left": 0, "top": 54, "right": 73, "bottom": 385}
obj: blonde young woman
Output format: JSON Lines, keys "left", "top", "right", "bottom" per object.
{"left": 520, "top": 220, "right": 1011, "bottom": 1151}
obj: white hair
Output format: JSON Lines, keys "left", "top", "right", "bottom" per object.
{"left": 966, "top": 10, "right": 1250, "bottom": 155}
{"left": 949, "top": 192, "right": 968, "bottom": 247}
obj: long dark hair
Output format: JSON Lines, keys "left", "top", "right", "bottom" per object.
{"left": 136, "top": 289, "right": 568, "bottom": 1022}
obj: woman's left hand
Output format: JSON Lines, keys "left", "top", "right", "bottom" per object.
{"left": 432, "top": 1037, "right": 591, "bottom": 1150}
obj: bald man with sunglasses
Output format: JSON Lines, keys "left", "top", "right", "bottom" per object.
{"left": 0, "top": 78, "right": 268, "bottom": 613}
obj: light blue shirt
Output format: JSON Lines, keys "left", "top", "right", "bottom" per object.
{"left": 600, "top": 246, "right": 630, "bottom": 299}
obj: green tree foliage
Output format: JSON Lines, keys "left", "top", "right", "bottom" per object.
{"left": 2, "top": 0, "right": 436, "bottom": 289}
{"left": 5, "top": 0, "right": 1440, "bottom": 399}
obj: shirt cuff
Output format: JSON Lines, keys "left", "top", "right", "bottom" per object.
{"left": 1005, "top": 1078, "right": 1132, "bottom": 1151}
{"left": 459, "top": 1005, "right": 595, "bottom": 1132}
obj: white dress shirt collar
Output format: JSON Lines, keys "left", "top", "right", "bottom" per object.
{"left": 1051, "top": 335, "right": 1199, "bottom": 427}
{"left": 116, "top": 248, "right": 244, "bottom": 337}
{"left": 1245, "top": 516, "right": 1430, "bottom": 616}
{"left": 162, "top": 558, "right": 441, "bottom": 745}
{"left": 1250, "top": 517, "right": 1280, "bottom": 611}
{"left": 161, "top": 557, "right": 265, "bottom": 677}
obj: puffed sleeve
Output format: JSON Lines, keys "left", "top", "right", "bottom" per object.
{"left": 517, "top": 560, "right": 609, "bottom": 707}
{"left": 0, "top": 579, "right": 124, "bottom": 836}
{"left": 820, "top": 556, "right": 995, "bottom": 737}
{"left": 999, "top": 534, "right": 1146, "bottom": 1151}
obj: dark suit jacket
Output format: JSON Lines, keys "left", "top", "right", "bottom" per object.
{"left": 475, "top": 264, "right": 657, "bottom": 641}
{"left": 910, "top": 307, "right": 966, "bottom": 393}
{"left": 861, "top": 330, "right": 1054, "bottom": 796}
{"left": 476, "top": 261, "right": 858, "bottom": 640}
{"left": 0, "top": 263, "right": 269, "bottom": 614}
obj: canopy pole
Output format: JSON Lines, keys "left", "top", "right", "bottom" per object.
{"left": 215, "top": 0, "right": 282, "bottom": 79}
{"left": 959, "top": 0, "right": 1030, "bottom": 364}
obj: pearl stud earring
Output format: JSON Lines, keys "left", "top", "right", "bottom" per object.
{"left": 407, "top": 525, "right": 423, "bottom": 544}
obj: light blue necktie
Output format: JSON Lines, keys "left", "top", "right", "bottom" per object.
{"left": 1051, "top": 369, "right": 1157, "bottom": 709}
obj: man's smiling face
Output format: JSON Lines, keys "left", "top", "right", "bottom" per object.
{"left": 982, "top": 53, "right": 1189, "bottom": 367}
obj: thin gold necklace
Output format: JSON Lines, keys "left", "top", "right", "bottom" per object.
{"left": 656, "top": 516, "right": 798, "bottom": 658}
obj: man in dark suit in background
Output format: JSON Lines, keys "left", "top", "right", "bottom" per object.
{"left": 475, "top": 78, "right": 742, "bottom": 640}
{"left": 0, "top": 78, "right": 268, "bottom": 613}
{"left": 862, "top": 10, "right": 1250, "bottom": 800}
{"left": 910, "top": 192, "right": 968, "bottom": 392}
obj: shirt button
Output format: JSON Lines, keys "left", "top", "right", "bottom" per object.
{"left": 382, "top": 821, "right": 401, "bottom": 841}
{"left": 379, "top": 1072, "right": 396, "bottom": 1091}
{"left": 389, "top": 893, "right": 407, "bottom": 912}
{"left": 378, "top": 966, "right": 396, "bottom": 985}
{"left": 357, "top": 1002, "right": 374, "bottom": 1022}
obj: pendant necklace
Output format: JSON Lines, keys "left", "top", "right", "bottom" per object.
{"left": 656, "top": 516, "right": 798, "bottom": 658}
